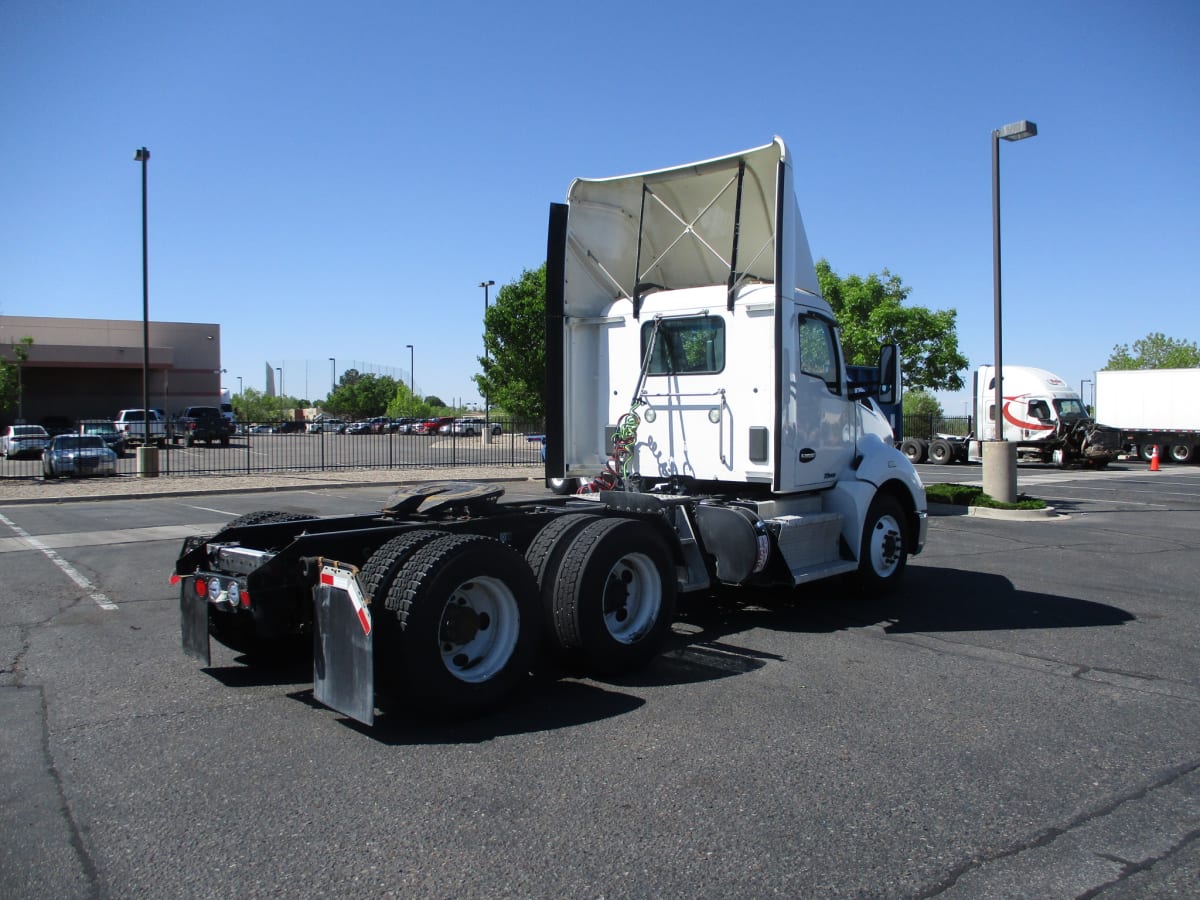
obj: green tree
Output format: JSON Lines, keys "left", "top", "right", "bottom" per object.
{"left": 0, "top": 336, "right": 33, "bottom": 415}
{"left": 903, "top": 389, "right": 944, "bottom": 419}
{"left": 326, "top": 372, "right": 399, "bottom": 420}
{"left": 815, "top": 260, "right": 968, "bottom": 393}
{"left": 233, "top": 387, "right": 303, "bottom": 423}
{"left": 474, "top": 265, "right": 547, "bottom": 422}
{"left": 1105, "top": 332, "right": 1200, "bottom": 370}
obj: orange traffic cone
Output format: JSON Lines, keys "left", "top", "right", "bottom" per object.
{"left": 1149, "top": 445, "right": 1161, "bottom": 472}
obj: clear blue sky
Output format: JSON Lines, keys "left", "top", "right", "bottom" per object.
{"left": 2, "top": 0, "right": 1196, "bottom": 415}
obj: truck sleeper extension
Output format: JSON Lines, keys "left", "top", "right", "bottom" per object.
{"left": 174, "top": 139, "right": 928, "bottom": 724}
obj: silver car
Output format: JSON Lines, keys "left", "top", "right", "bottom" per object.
{"left": 43, "top": 434, "right": 118, "bottom": 478}
{"left": 2, "top": 424, "right": 50, "bottom": 459}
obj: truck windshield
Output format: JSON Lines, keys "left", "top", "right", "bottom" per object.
{"left": 1054, "top": 399, "right": 1087, "bottom": 418}
{"left": 640, "top": 316, "right": 725, "bottom": 375}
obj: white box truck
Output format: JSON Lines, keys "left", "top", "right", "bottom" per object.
{"left": 1094, "top": 368, "right": 1200, "bottom": 463}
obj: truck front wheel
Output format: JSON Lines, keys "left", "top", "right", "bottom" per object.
{"left": 856, "top": 494, "right": 908, "bottom": 592}
{"left": 548, "top": 518, "right": 676, "bottom": 675}
{"left": 385, "top": 534, "right": 541, "bottom": 717}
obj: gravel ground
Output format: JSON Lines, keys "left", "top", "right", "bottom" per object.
{"left": 0, "top": 466, "right": 543, "bottom": 505}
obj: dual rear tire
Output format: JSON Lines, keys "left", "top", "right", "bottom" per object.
{"left": 526, "top": 516, "right": 676, "bottom": 675}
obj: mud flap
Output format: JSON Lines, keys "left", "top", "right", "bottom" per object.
{"left": 180, "top": 585, "right": 211, "bottom": 665}
{"left": 312, "top": 563, "right": 375, "bottom": 726}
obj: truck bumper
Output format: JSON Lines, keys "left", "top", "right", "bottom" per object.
{"left": 913, "top": 509, "right": 928, "bottom": 555}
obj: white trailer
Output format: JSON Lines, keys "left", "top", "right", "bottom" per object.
{"left": 1095, "top": 368, "right": 1200, "bottom": 463}
{"left": 175, "top": 139, "right": 928, "bottom": 724}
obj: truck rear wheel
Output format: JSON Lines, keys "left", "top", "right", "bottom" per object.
{"left": 928, "top": 439, "right": 953, "bottom": 465}
{"left": 855, "top": 494, "right": 907, "bottom": 592}
{"left": 362, "top": 530, "right": 446, "bottom": 603}
{"left": 525, "top": 513, "right": 596, "bottom": 596}
{"left": 384, "top": 534, "right": 541, "bottom": 716}
{"left": 1169, "top": 443, "right": 1193, "bottom": 464}
{"left": 900, "top": 438, "right": 926, "bottom": 464}
{"left": 547, "top": 518, "right": 675, "bottom": 675}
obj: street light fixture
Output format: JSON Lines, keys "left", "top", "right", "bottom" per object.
{"left": 479, "top": 280, "right": 494, "bottom": 419}
{"left": 985, "top": 119, "right": 1038, "bottom": 503}
{"left": 133, "top": 147, "right": 158, "bottom": 476}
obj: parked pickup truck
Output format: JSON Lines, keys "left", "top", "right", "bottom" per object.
{"left": 172, "top": 406, "right": 235, "bottom": 447}
{"left": 114, "top": 408, "right": 167, "bottom": 447}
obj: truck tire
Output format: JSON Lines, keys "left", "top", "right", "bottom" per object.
{"left": 547, "top": 518, "right": 676, "bottom": 675}
{"left": 855, "top": 494, "right": 907, "bottom": 593}
{"left": 212, "top": 511, "right": 317, "bottom": 549}
{"left": 524, "top": 513, "right": 595, "bottom": 592}
{"left": 928, "top": 439, "right": 953, "bottom": 465}
{"left": 546, "top": 477, "right": 579, "bottom": 495}
{"left": 1140, "top": 443, "right": 1162, "bottom": 463}
{"left": 900, "top": 438, "right": 926, "bottom": 464}
{"left": 1169, "top": 443, "right": 1193, "bottom": 464}
{"left": 361, "top": 529, "right": 446, "bottom": 603}
{"left": 1052, "top": 447, "right": 1072, "bottom": 469}
{"left": 222, "top": 510, "right": 316, "bottom": 530}
{"left": 384, "top": 533, "right": 541, "bottom": 717}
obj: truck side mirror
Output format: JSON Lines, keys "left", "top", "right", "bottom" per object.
{"left": 877, "top": 344, "right": 900, "bottom": 406}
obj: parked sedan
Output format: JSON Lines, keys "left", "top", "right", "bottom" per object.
{"left": 42, "top": 434, "right": 118, "bottom": 478}
{"left": 2, "top": 424, "right": 50, "bottom": 459}
{"left": 79, "top": 420, "right": 128, "bottom": 456}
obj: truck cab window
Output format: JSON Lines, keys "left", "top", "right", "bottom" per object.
{"left": 1028, "top": 400, "right": 1051, "bottom": 420}
{"left": 640, "top": 316, "right": 725, "bottom": 375}
{"left": 798, "top": 316, "right": 841, "bottom": 394}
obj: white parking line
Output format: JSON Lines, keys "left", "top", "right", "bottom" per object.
{"left": 0, "top": 511, "right": 119, "bottom": 611}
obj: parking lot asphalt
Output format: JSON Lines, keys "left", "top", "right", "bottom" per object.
{"left": 2, "top": 461, "right": 1198, "bottom": 896}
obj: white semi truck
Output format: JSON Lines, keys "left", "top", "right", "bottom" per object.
{"left": 1095, "top": 368, "right": 1200, "bottom": 464}
{"left": 901, "top": 364, "right": 1119, "bottom": 468}
{"left": 173, "top": 139, "right": 928, "bottom": 724}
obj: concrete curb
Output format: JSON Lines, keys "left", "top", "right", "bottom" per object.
{"left": 928, "top": 501, "right": 1064, "bottom": 521}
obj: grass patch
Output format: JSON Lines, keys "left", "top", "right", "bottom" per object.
{"left": 924, "top": 482, "right": 1047, "bottom": 510}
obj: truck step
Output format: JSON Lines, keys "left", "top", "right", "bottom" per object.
{"left": 769, "top": 512, "right": 846, "bottom": 583}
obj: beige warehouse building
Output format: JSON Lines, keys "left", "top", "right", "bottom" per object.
{"left": 1, "top": 315, "right": 224, "bottom": 427}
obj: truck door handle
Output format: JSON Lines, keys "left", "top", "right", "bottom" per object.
{"left": 798, "top": 448, "right": 816, "bottom": 463}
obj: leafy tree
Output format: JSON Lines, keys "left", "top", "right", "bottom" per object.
{"left": 901, "top": 389, "right": 945, "bottom": 440}
{"left": 1105, "top": 332, "right": 1200, "bottom": 370}
{"left": 474, "top": 265, "right": 547, "bottom": 422}
{"left": 903, "top": 389, "right": 944, "bottom": 420}
{"left": 815, "top": 260, "right": 968, "bottom": 393}
{"left": 424, "top": 395, "right": 446, "bottom": 409}
{"left": 0, "top": 336, "right": 33, "bottom": 414}
{"left": 326, "top": 372, "right": 399, "bottom": 420}
{"left": 233, "top": 387, "right": 303, "bottom": 423}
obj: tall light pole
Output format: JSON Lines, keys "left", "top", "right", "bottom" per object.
{"left": 479, "top": 280, "right": 494, "bottom": 420}
{"left": 405, "top": 344, "right": 414, "bottom": 410}
{"left": 134, "top": 147, "right": 158, "bottom": 475}
{"left": 329, "top": 357, "right": 336, "bottom": 397}
{"left": 985, "top": 119, "right": 1037, "bottom": 503}
{"left": 237, "top": 375, "right": 243, "bottom": 396}
{"left": 1081, "top": 378, "right": 1093, "bottom": 412}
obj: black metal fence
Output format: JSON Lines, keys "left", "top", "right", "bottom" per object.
{"left": 902, "top": 414, "right": 973, "bottom": 441}
{"left": 1, "top": 418, "right": 545, "bottom": 480}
